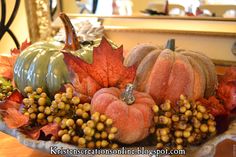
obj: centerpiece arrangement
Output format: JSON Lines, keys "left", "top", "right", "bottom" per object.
{"left": 0, "top": 13, "right": 235, "bottom": 156}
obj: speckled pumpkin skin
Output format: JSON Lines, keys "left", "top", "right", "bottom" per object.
{"left": 91, "top": 87, "right": 155, "bottom": 144}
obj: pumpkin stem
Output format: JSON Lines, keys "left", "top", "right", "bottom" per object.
{"left": 120, "top": 84, "right": 135, "bottom": 105}
{"left": 59, "top": 13, "right": 81, "bottom": 51}
{"left": 166, "top": 39, "right": 175, "bottom": 51}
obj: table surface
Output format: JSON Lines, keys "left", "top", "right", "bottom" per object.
{"left": 0, "top": 132, "right": 61, "bottom": 157}
{"left": 0, "top": 131, "right": 235, "bottom": 157}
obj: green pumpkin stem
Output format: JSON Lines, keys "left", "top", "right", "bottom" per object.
{"left": 166, "top": 39, "right": 175, "bottom": 51}
{"left": 59, "top": 13, "right": 81, "bottom": 51}
{"left": 120, "top": 84, "right": 135, "bottom": 105}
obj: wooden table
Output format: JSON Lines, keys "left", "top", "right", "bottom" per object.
{"left": 0, "top": 131, "right": 235, "bottom": 157}
{"left": 0, "top": 132, "right": 60, "bottom": 157}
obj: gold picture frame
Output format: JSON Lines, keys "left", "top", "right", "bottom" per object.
{"left": 24, "top": 0, "right": 61, "bottom": 42}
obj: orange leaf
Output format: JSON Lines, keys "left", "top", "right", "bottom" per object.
{"left": 217, "top": 67, "right": 236, "bottom": 111}
{"left": 25, "top": 123, "right": 59, "bottom": 140}
{"left": 198, "top": 96, "right": 228, "bottom": 116}
{"left": 3, "top": 108, "right": 29, "bottom": 129}
{"left": 0, "top": 55, "right": 17, "bottom": 80}
{"left": 10, "top": 39, "right": 31, "bottom": 56}
{"left": 63, "top": 37, "right": 136, "bottom": 97}
{"left": 0, "top": 90, "right": 23, "bottom": 110}
{"left": 0, "top": 40, "right": 31, "bottom": 80}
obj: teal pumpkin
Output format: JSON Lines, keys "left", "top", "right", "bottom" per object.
{"left": 13, "top": 39, "right": 108, "bottom": 95}
{"left": 13, "top": 13, "right": 92, "bottom": 95}
{"left": 13, "top": 41, "right": 69, "bottom": 95}
{"left": 13, "top": 13, "right": 116, "bottom": 95}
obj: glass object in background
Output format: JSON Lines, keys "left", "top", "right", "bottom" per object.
{"left": 198, "top": 0, "right": 236, "bottom": 17}
{"left": 95, "top": 0, "right": 113, "bottom": 15}
{"left": 223, "top": 9, "right": 236, "bottom": 17}
{"left": 95, "top": 0, "right": 133, "bottom": 16}
{"left": 115, "top": 0, "right": 133, "bottom": 15}
{"left": 76, "top": 0, "right": 92, "bottom": 13}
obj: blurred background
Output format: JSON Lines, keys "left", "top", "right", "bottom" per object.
{"left": 0, "top": 0, "right": 236, "bottom": 52}
{"left": 62, "top": 0, "right": 236, "bottom": 17}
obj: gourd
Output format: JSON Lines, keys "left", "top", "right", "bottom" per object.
{"left": 13, "top": 13, "right": 101, "bottom": 95}
{"left": 124, "top": 39, "right": 217, "bottom": 104}
{"left": 91, "top": 84, "right": 155, "bottom": 144}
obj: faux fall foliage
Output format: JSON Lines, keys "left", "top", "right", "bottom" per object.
{"left": 0, "top": 13, "right": 234, "bottom": 148}
{"left": 0, "top": 40, "right": 31, "bottom": 80}
{"left": 0, "top": 90, "right": 27, "bottom": 129}
{"left": 0, "top": 41, "right": 59, "bottom": 140}
{"left": 217, "top": 67, "right": 236, "bottom": 111}
{"left": 63, "top": 37, "right": 136, "bottom": 100}
{"left": 0, "top": 81, "right": 59, "bottom": 140}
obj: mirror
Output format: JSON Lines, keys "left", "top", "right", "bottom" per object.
{"left": 59, "top": 0, "right": 236, "bottom": 17}
{"left": 25, "top": 0, "right": 236, "bottom": 42}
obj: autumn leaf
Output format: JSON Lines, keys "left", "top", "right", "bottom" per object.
{"left": 217, "top": 67, "right": 236, "bottom": 112}
{"left": 10, "top": 39, "right": 31, "bottom": 56}
{"left": 7, "top": 89, "right": 23, "bottom": 103}
{"left": 0, "top": 90, "right": 23, "bottom": 110}
{"left": 24, "top": 123, "right": 59, "bottom": 140}
{"left": 3, "top": 108, "right": 29, "bottom": 129}
{"left": 0, "top": 40, "right": 31, "bottom": 80}
{"left": 0, "top": 55, "right": 17, "bottom": 80}
{"left": 63, "top": 37, "right": 136, "bottom": 98}
{"left": 198, "top": 96, "right": 228, "bottom": 116}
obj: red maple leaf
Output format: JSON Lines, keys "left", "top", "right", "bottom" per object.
{"left": 25, "top": 123, "right": 59, "bottom": 140}
{"left": 63, "top": 37, "right": 136, "bottom": 98}
{"left": 0, "top": 90, "right": 23, "bottom": 110}
{"left": 0, "top": 40, "right": 31, "bottom": 80}
{"left": 3, "top": 108, "right": 29, "bottom": 129}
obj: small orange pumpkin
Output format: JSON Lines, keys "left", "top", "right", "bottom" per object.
{"left": 91, "top": 84, "right": 155, "bottom": 144}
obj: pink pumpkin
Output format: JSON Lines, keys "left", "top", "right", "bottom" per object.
{"left": 91, "top": 84, "right": 155, "bottom": 144}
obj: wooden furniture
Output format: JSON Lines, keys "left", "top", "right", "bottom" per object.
{"left": 0, "top": 132, "right": 62, "bottom": 157}
{"left": 0, "top": 131, "right": 235, "bottom": 157}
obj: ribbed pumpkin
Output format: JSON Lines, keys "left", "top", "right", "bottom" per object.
{"left": 13, "top": 13, "right": 99, "bottom": 95}
{"left": 14, "top": 42, "right": 68, "bottom": 95}
{"left": 124, "top": 39, "right": 217, "bottom": 104}
{"left": 91, "top": 84, "right": 155, "bottom": 144}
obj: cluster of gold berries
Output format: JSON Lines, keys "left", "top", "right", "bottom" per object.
{"left": 150, "top": 95, "right": 216, "bottom": 150}
{"left": 21, "top": 86, "right": 51, "bottom": 126}
{"left": 21, "top": 86, "right": 82, "bottom": 126}
{"left": 54, "top": 111, "right": 118, "bottom": 149}
{"left": 21, "top": 86, "right": 119, "bottom": 149}
{"left": 48, "top": 87, "right": 81, "bottom": 124}
{"left": 0, "top": 80, "right": 13, "bottom": 101}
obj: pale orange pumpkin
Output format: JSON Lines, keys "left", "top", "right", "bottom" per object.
{"left": 91, "top": 84, "right": 155, "bottom": 144}
{"left": 124, "top": 39, "right": 218, "bottom": 104}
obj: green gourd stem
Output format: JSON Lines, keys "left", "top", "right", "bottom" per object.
{"left": 120, "top": 84, "right": 135, "bottom": 105}
{"left": 59, "top": 13, "right": 81, "bottom": 51}
{"left": 166, "top": 39, "right": 175, "bottom": 51}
